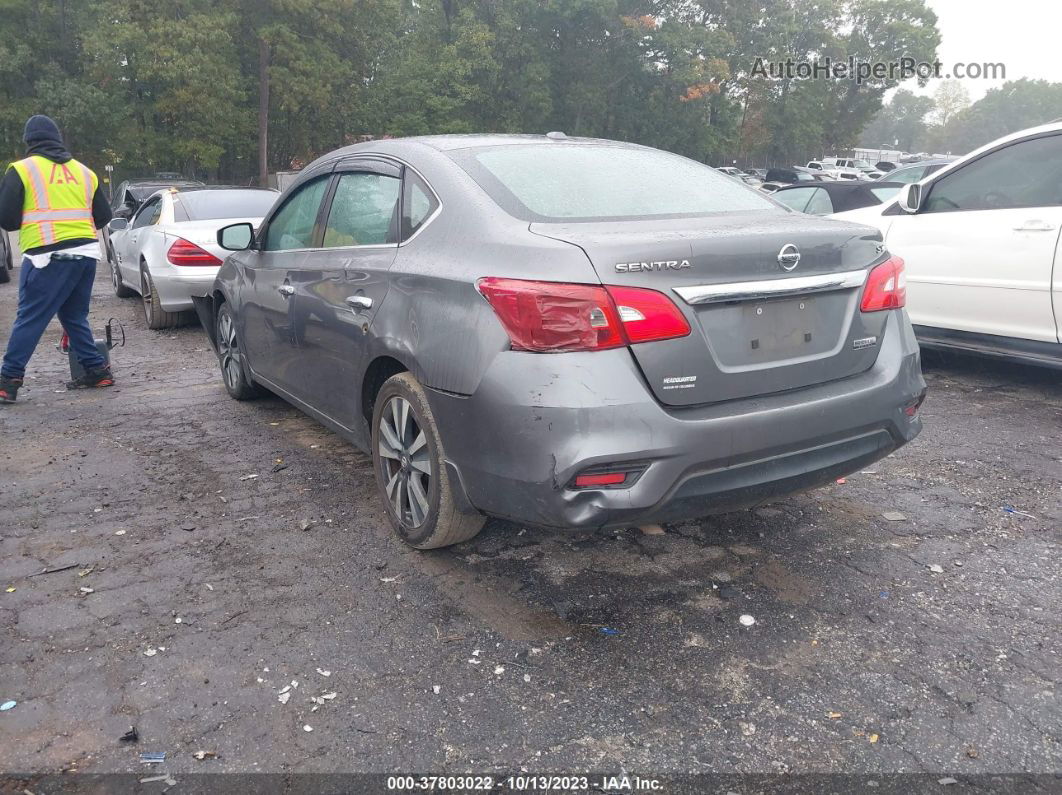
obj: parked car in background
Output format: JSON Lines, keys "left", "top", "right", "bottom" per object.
{"left": 760, "top": 166, "right": 829, "bottom": 192}
{"left": 875, "top": 159, "right": 953, "bottom": 185}
{"left": 772, "top": 181, "right": 904, "bottom": 216}
{"left": 108, "top": 186, "right": 278, "bottom": 329}
{"left": 817, "top": 158, "right": 864, "bottom": 180}
{"left": 833, "top": 122, "right": 1062, "bottom": 368}
{"left": 0, "top": 230, "right": 12, "bottom": 284}
{"left": 194, "top": 134, "right": 925, "bottom": 549}
{"left": 875, "top": 161, "right": 898, "bottom": 173}
{"left": 716, "top": 166, "right": 761, "bottom": 187}
{"left": 104, "top": 177, "right": 205, "bottom": 264}
{"left": 743, "top": 168, "right": 768, "bottom": 180}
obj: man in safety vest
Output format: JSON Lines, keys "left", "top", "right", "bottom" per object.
{"left": 0, "top": 115, "right": 114, "bottom": 403}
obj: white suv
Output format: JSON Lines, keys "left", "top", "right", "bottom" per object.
{"left": 831, "top": 122, "right": 1062, "bottom": 368}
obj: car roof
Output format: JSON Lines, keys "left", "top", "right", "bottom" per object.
{"left": 297, "top": 133, "right": 653, "bottom": 173}
{"left": 777, "top": 180, "right": 901, "bottom": 195}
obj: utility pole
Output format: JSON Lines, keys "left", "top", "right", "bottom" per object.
{"left": 258, "top": 37, "right": 270, "bottom": 188}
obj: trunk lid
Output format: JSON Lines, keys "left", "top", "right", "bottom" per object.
{"left": 532, "top": 211, "right": 890, "bottom": 406}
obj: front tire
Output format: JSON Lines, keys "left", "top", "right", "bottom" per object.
{"left": 371, "top": 373, "right": 484, "bottom": 549}
{"left": 111, "top": 254, "right": 135, "bottom": 298}
{"left": 216, "top": 302, "right": 261, "bottom": 400}
{"left": 140, "top": 264, "right": 181, "bottom": 329}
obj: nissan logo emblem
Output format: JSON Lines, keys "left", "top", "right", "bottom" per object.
{"left": 777, "top": 243, "right": 801, "bottom": 271}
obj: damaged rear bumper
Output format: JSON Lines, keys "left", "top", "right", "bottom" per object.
{"left": 426, "top": 310, "right": 925, "bottom": 529}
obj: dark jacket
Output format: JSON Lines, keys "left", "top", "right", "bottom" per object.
{"left": 0, "top": 140, "right": 112, "bottom": 254}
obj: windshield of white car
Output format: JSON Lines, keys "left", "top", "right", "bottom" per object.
{"left": 452, "top": 144, "right": 777, "bottom": 221}
{"left": 174, "top": 190, "right": 278, "bottom": 221}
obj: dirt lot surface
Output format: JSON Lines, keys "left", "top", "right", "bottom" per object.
{"left": 0, "top": 255, "right": 1059, "bottom": 783}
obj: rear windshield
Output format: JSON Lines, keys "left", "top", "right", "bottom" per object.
{"left": 174, "top": 190, "right": 277, "bottom": 221}
{"left": 450, "top": 144, "right": 775, "bottom": 222}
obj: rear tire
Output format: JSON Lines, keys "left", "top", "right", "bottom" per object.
{"left": 216, "top": 302, "right": 262, "bottom": 400}
{"left": 111, "top": 254, "right": 135, "bottom": 298}
{"left": 140, "top": 264, "right": 181, "bottom": 329}
{"left": 371, "top": 372, "right": 485, "bottom": 549}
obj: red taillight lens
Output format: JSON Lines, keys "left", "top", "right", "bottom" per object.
{"left": 167, "top": 238, "right": 223, "bottom": 266}
{"left": 476, "top": 278, "right": 690, "bottom": 353}
{"left": 860, "top": 256, "right": 906, "bottom": 312}
{"left": 605, "top": 285, "right": 691, "bottom": 344}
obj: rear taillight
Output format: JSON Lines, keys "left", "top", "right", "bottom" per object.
{"left": 167, "top": 238, "right": 223, "bottom": 266}
{"left": 860, "top": 256, "right": 906, "bottom": 312}
{"left": 476, "top": 278, "right": 690, "bottom": 353}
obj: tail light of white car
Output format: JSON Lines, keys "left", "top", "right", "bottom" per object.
{"left": 860, "top": 256, "right": 906, "bottom": 312}
{"left": 167, "top": 238, "right": 223, "bottom": 266}
{"left": 476, "top": 278, "right": 691, "bottom": 352}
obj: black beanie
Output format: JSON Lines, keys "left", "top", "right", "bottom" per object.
{"left": 23, "top": 115, "right": 63, "bottom": 146}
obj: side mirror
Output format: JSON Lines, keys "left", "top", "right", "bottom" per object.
{"left": 108, "top": 218, "right": 129, "bottom": 231}
{"left": 898, "top": 183, "right": 923, "bottom": 213}
{"left": 218, "top": 222, "right": 255, "bottom": 251}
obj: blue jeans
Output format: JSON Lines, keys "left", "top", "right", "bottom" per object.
{"left": 1, "top": 255, "right": 105, "bottom": 379}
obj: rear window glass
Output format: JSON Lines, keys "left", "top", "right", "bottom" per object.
{"left": 451, "top": 144, "right": 775, "bottom": 221}
{"left": 175, "top": 190, "right": 277, "bottom": 221}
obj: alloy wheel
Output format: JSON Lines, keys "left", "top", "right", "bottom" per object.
{"left": 140, "top": 270, "right": 153, "bottom": 322}
{"left": 377, "top": 396, "right": 432, "bottom": 527}
{"left": 217, "top": 311, "right": 243, "bottom": 392}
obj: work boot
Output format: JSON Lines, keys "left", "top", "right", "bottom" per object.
{"left": 0, "top": 375, "right": 22, "bottom": 404}
{"left": 66, "top": 365, "right": 115, "bottom": 390}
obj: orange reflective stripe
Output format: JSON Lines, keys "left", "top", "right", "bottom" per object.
{"left": 22, "top": 159, "right": 49, "bottom": 210}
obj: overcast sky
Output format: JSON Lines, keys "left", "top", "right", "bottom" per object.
{"left": 897, "top": 0, "right": 1062, "bottom": 101}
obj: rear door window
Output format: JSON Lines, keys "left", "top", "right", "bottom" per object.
{"left": 401, "top": 173, "right": 439, "bottom": 240}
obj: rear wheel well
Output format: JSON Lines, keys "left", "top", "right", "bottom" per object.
{"left": 362, "top": 356, "right": 408, "bottom": 425}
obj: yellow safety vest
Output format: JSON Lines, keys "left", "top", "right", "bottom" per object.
{"left": 9, "top": 155, "right": 98, "bottom": 251}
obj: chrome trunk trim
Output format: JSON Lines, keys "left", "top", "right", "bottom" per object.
{"left": 673, "top": 269, "right": 868, "bottom": 305}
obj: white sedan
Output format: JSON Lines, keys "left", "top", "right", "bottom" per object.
{"left": 107, "top": 187, "right": 278, "bottom": 328}
{"left": 832, "top": 122, "right": 1062, "bottom": 369}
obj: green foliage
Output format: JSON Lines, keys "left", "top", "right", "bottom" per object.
{"left": 931, "top": 79, "right": 1062, "bottom": 155}
{"left": 0, "top": 0, "right": 947, "bottom": 177}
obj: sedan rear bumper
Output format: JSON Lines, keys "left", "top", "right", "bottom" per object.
{"left": 152, "top": 265, "right": 221, "bottom": 313}
{"left": 426, "top": 310, "right": 925, "bottom": 529}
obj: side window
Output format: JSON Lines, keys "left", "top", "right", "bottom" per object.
{"left": 774, "top": 187, "right": 816, "bottom": 213}
{"left": 804, "top": 188, "right": 834, "bottom": 215}
{"left": 264, "top": 176, "right": 330, "bottom": 251}
{"left": 322, "top": 172, "right": 401, "bottom": 248}
{"left": 402, "top": 172, "right": 440, "bottom": 240}
{"left": 132, "top": 197, "right": 161, "bottom": 229}
{"left": 111, "top": 184, "right": 128, "bottom": 211}
{"left": 925, "top": 135, "right": 1062, "bottom": 213}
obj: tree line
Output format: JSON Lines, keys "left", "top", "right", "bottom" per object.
{"left": 862, "top": 78, "right": 1062, "bottom": 157}
{"left": 1, "top": 0, "right": 943, "bottom": 184}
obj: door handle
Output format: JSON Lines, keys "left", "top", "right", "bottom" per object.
{"left": 277, "top": 285, "right": 295, "bottom": 297}
{"left": 1013, "top": 220, "right": 1056, "bottom": 232}
{"left": 346, "top": 295, "right": 373, "bottom": 310}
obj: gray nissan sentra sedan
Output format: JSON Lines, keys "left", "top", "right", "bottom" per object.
{"left": 195, "top": 134, "right": 926, "bottom": 549}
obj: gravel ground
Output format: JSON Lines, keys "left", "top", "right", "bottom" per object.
{"left": 0, "top": 253, "right": 1059, "bottom": 782}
